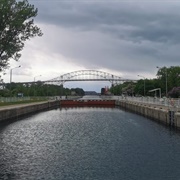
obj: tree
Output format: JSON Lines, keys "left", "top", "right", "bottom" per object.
{"left": 110, "top": 82, "right": 136, "bottom": 96}
{"left": 168, "top": 87, "right": 180, "bottom": 98}
{"left": 0, "top": 0, "right": 43, "bottom": 71}
{"left": 156, "top": 66, "right": 180, "bottom": 95}
{"left": 71, "top": 88, "right": 85, "bottom": 96}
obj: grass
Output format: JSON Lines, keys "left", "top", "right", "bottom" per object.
{"left": 0, "top": 99, "right": 48, "bottom": 107}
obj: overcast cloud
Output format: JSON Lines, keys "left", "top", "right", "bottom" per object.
{"left": 4, "top": 0, "right": 180, "bottom": 91}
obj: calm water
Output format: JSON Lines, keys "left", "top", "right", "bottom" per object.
{"left": 0, "top": 107, "right": 180, "bottom": 180}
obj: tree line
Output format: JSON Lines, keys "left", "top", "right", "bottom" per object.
{"left": 110, "top": 66, "right": 180, "bottom": 98}
{"left": 0, "top": 82, "right": 85, "bottom": 97}
{"left": 0, "top": 66, "right": 179, "bottom": 97}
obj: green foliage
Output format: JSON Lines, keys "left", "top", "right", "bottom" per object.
{"left": 71, "top": 88, "right": 85, "bottom": 96}
{"left": 111, "top": 66, "right": 179, "bottom": 97}
{"left": 110, "top": 82, "right": 136, "bottom": 96}
{"left": 1, "top": 83, "right": 84, "bottom": 97}
{"left": 134, "top": 79, "right": 159, "bottom": 96}
{"left": 0, "top": 99, "right": 47, "bottom": 106}
{"left": 157, "top": 66, "right": 180, "bottom": 96}
{"left": 0, "top": 0, "right": 43, "bottom": 71}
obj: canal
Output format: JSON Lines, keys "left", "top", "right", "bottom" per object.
{"left": 0, "top": 106, "right": 180, "bottom": 180}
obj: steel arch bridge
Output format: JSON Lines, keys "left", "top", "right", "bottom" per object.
{"left": 44, "top": 70, "right": 135, "bottom": 85}
{"left": 0, "top": 70, "right": 136, "bottom": 89}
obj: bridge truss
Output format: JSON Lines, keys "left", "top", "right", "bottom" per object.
{"left": 44, "top": 70, "right": 136, "bottom": 86}
{"left": 0, "top": 70, "right": 136, "bottom": 89}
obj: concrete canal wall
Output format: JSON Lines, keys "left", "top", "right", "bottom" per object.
{"left": 116, "top": 100, "right": 180, "bottom": 129}
{"left": 0, "top": 101, "right": 59, "bottom": 122}
{"left": 1, "top": 99, "right": 180, "bottom": 130}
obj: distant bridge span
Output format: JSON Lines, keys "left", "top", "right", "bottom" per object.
{"left": 44, "top": 70, "right": 136, "bottom": 85}
{"left": 1, "top": 70, "right": 136, "bottom": 86}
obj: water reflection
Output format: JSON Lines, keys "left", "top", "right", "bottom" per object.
{"left": 0, "top": 107, "right": 180, "bottom": 179}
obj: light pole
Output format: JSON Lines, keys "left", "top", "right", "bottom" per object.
{"left": 10, "top": 65, "right": 21, "bottom": 83}
{"left": 0, "top": 72, "right": 6, "bottom": 89}
{"left": 10, "top": 65, "right": 21, "bottom": 93}
{"left": 157, "top": 66, "right": 167, "bottom": 97}
{"left": 34, "top": 75, "right": 41, "bottom": 97}
{"left": 138, "top": 75, "right": 145, "bottom": 96}
{"left": 34, "top": 75, "right": 42, "bottom": 82}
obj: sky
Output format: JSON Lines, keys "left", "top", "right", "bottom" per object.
{"left": 3, "top": 0, "right": 180, "bottom": 92}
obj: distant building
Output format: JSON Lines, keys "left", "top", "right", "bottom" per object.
{"left": 101, "top": 88, "right": 105, "bottom": 95}
{"left": 101, "top": 86, "right": 110, "bottom": 95}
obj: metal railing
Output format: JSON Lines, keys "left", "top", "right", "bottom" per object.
{"left": 0, "top": 96, "right": 83, "bottom": 103}
{"left": 111, "top": 96, "right": 180, "bottom": 109}
{"left": 0, "top": 97, "right": 31, "bottom": 103}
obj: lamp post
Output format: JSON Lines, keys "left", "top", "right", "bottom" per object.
{"left": 34, "top": 75, "right": 42, "bottom": 82}
{"left": 34, "top": 75, "right": 41, "bottom": 97}
{"left": 10, "top": 65, "right": 21, "bottom": 93}
{"left": 138, "top": 75, "right": 145, "bottom": 96}
{"left": 0, "top": 72, "right": 6, "bottom": 90}
{"left": 10, "top": 65, "right": 21, "bottom": 83}
{"left": 157, "top": 66, "right": 167, "bottom": 97}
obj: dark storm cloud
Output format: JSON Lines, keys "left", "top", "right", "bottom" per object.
{"left": 29, "top": 0, "right": 180, "bottom": 77}
{"left": 33, "top": 1, "right": 180, "bottom": 44}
